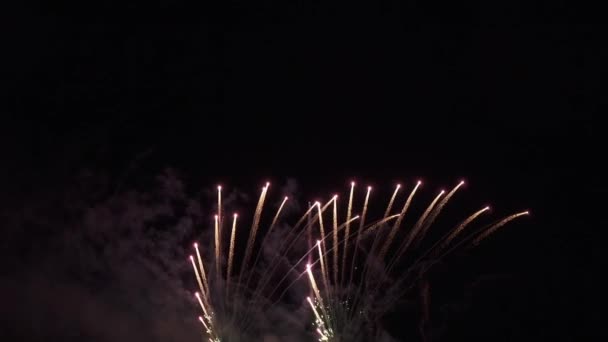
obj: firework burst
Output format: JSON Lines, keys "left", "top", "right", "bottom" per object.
{"left": 188, "top": 183, "right": 364, "bottom": 341}
{"left": 187, "top": 180, "right": 528, "bottom": 341}
{"left": 302, "top": 180, "right": 528, "bottom": 341}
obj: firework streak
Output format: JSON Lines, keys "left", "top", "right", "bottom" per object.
{"left": 187, "top": 181, "right": 528, "bottom": 341}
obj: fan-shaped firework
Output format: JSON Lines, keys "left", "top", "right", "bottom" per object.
{"left": 187, "top": 181, "right": 528, "bottom": 341}
{"left": 188, "top": 183, "right": 282, "bottom": 341}
{"left": 303, "top": 181, "right": 528, "bottom": 341}
{"left": 188, "top": 183, "right": 366, "bottom": 341}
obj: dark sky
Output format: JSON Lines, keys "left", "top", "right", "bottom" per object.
{"left": 1, "top": 2, "right": 603, "bottom": 341}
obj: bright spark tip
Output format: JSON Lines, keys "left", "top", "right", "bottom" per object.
{"left": 284, "top": 196, "right": 288, "bottom": 200}
{"left": 195, "top": 292, "right": 200, "bottom": 297}
{"left": 484, "top": 206, "right": 491, "bottom": 210}
{"left": 351, "top": 181, "right": 355, "bottom": 186}
{"left": 316, "top": 240, "right": 321, "bottom": 245}
{"left": 214, "top": 214, "right": 218, "bottom": 219}
{"left": 367, "top": 186, "right": 372, "bottom": 190}
{"left": 189, "top": 255, "right": 194, "bottom": 260}
{"left": 234, "top": 213, "right": 238, "bottom": 217}
{"left": 193, "top": 242, "right": 198, "bottom": 247}
{"left": 396, "top": 183, "right": 401, "bottom": 188}
{"left": 524, "top": 210, "right": 530, "bottom": 215}
{"left": 217, "top": 185, "right": 222, "bottom": 190}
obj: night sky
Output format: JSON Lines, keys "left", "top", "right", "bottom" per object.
{"left": 2, "top": 2, "right": 603, "bottom": 341}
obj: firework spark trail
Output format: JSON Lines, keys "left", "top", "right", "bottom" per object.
{"left": 472, "top": 211, "right": 529, "bottom": 245}
{"left": 238, "top": 183, "right": 269, "bottom": 286}
{"left": 412, "top": 180, "right": 465, "bottom": 248}
{"left": 195, "top": 292, "right": 211, "bottom": 322}
{"left": 217, "top": 186, "right": 223, "bottom": 277}
{"left": 367, "top": 207, "right": 494, "bottom": 312}
{"left": 198, "top": 316, "right": 210, "bottom": 334}
{"left": 312, "top": 314, "right": 329, "bottom": 342}
{"left": 384, "top": 183, "right": 401, "bottom": 218}
{"left": 216, "top": 187, "right": 223, "bottom": 280}
{"left": 298, "top": 216, "right": 401, "bottom": 338}
{"left": 266, "top": 215, "right": 400, "bottom": 334}
{"left": 340, "top": 182, "right": 355, "bottom": 287}
{"left": 240, "top": 215, "right": 363, "bottom": 333}
{"left": 385, "top": 211, "right": 530, "bottom": 306}
{"left": 298, "top": 200, "right": 331, "bottom": 232}
{"left": 317, "top": 329, "right": 329, "bottom": 342}
{"left": 270, "top": 196, "right": 289, "bottom": 232}
{"left": 395, "top": 206, "right": 493, "bottom": 273}
{"left": 345, "top": 182, "right": 406, "bottom": 319}
{"left": 347, "top": 186, "right": 371, "bottom": 291}
{"left": 231, "top": 183, "right": 270, "bottom": 329}
{"left": 383, "top": 206, "right": 492, "bottom": 296}
{"left": 192, "top": 247, "right": 214, "bottom": 331}
{"left": 214, "top": 215, "right": 220, "bottom": 278}
{"left": 315, "top": 204, "right": 332, "bottom": 302}
{"left": 227, "top": 213, "right": 238, "bottom": 287}
{"left": 307, "top": 296, "right": 325, "bottom": 330}
{"left": 350, "top": 182, "right": 405, "bottom": 314}
{"left": 386, "top": 189, "right": 445, "bottom": 274}
{"left": 233, "top": 196, "right": 290, "bottom": 328}
{"left": 195, "top": 292, "right": 215, "bottom": 339}
{"left": 248, "top": 202, "right": 324, "bottom": 304}
{"left": 287, "top": 215, "right": 399, "bottom": 293}
{"left": 346, "top": 186, "right": 372, "bottom": 316}
{"left": 238, "top": 201, "right": 336, "bottom": 330}
{"left": 307, "top": 264, "right": 330, "bottom": 329}
{"left": 190, "top": 255, "right": 207, "bottom": 299}
{"left": 307, "top": 270, "right": 333, "bottom": 341}
{"left": 438, "top": 206, "right": 490, "bottom": 252}
{"left": 317, "top": 240, "right": 331, "bottom": 308}
{"left": 269, "top": 216, "right": 362, "bottom": 298}
{"left": 409, "top": 189, "right": 446, "bottom": 243}
{"left": 308, "top": 202, "right": 314, "bottom": 265}
{"left": 245, "top": 196, "right": 289, "bottom": 288}
{"left": 307, "top": 265, "right": 325, "bottom": 309}
{"left": 192, "top": 184, "right": 278, "bottom": 340}
{"left": 332, "top": 196, "right": 339, "bottom": 286}
{"left": 217, "top": 185, "right": 222, "bottom": 216}
{"left": 307, "top": 296, "right": 331, "bottom": 341}
{"left": 370, "top": 181, "right": 476, "bottom": 300}
{"left": 379, "top": 181, "right": 421, "bottom": 260}
{"left": 357, "top": 187, "right": 372, "bottom": 245}
{"left": 194, "top": 244, "right": 210, "bottom": 297}
{"left": 367, "top": 183, "right": 403, "bottom": 262}
{"left": 277, "top": 198, "right": 336, "bottom": 260}
{"left": 267, "top": 215, "right": 373, "bottom": 310}
{"left": 316, "top": 203, "right": 328, "bottom": 265}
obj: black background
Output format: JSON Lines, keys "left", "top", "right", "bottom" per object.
{"left": 2, "top": 2, "right": 603, "bottom": 341}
